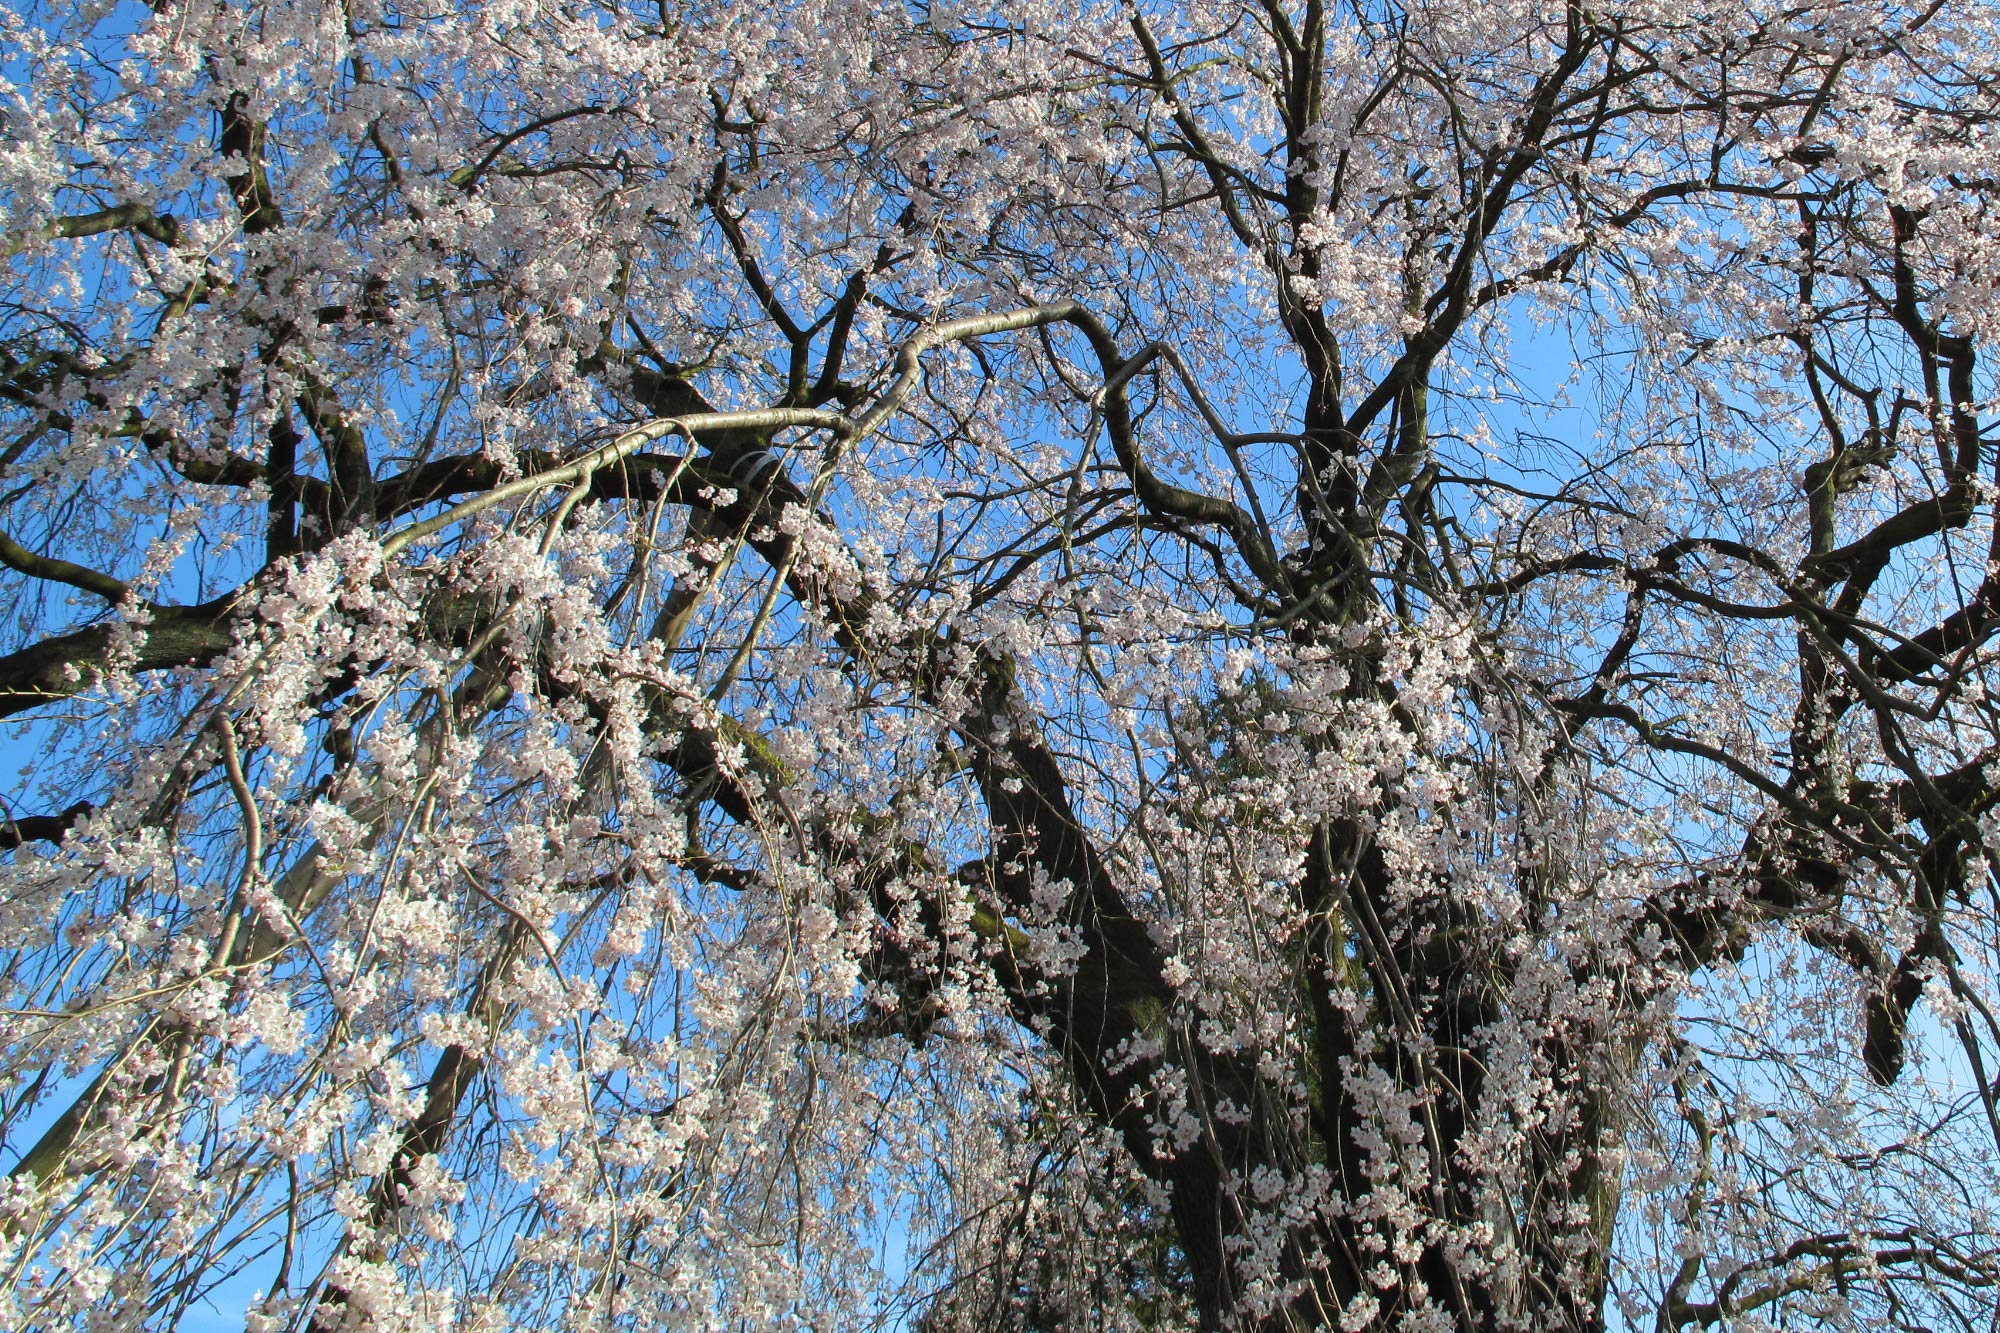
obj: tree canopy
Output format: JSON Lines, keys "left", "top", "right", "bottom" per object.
{"left": 2, "top": 0, "right": 1999, "bottom": 1328}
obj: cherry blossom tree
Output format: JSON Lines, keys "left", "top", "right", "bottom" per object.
{"left": 2, "top": 0, "right": 1999, "bottom": 1328}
